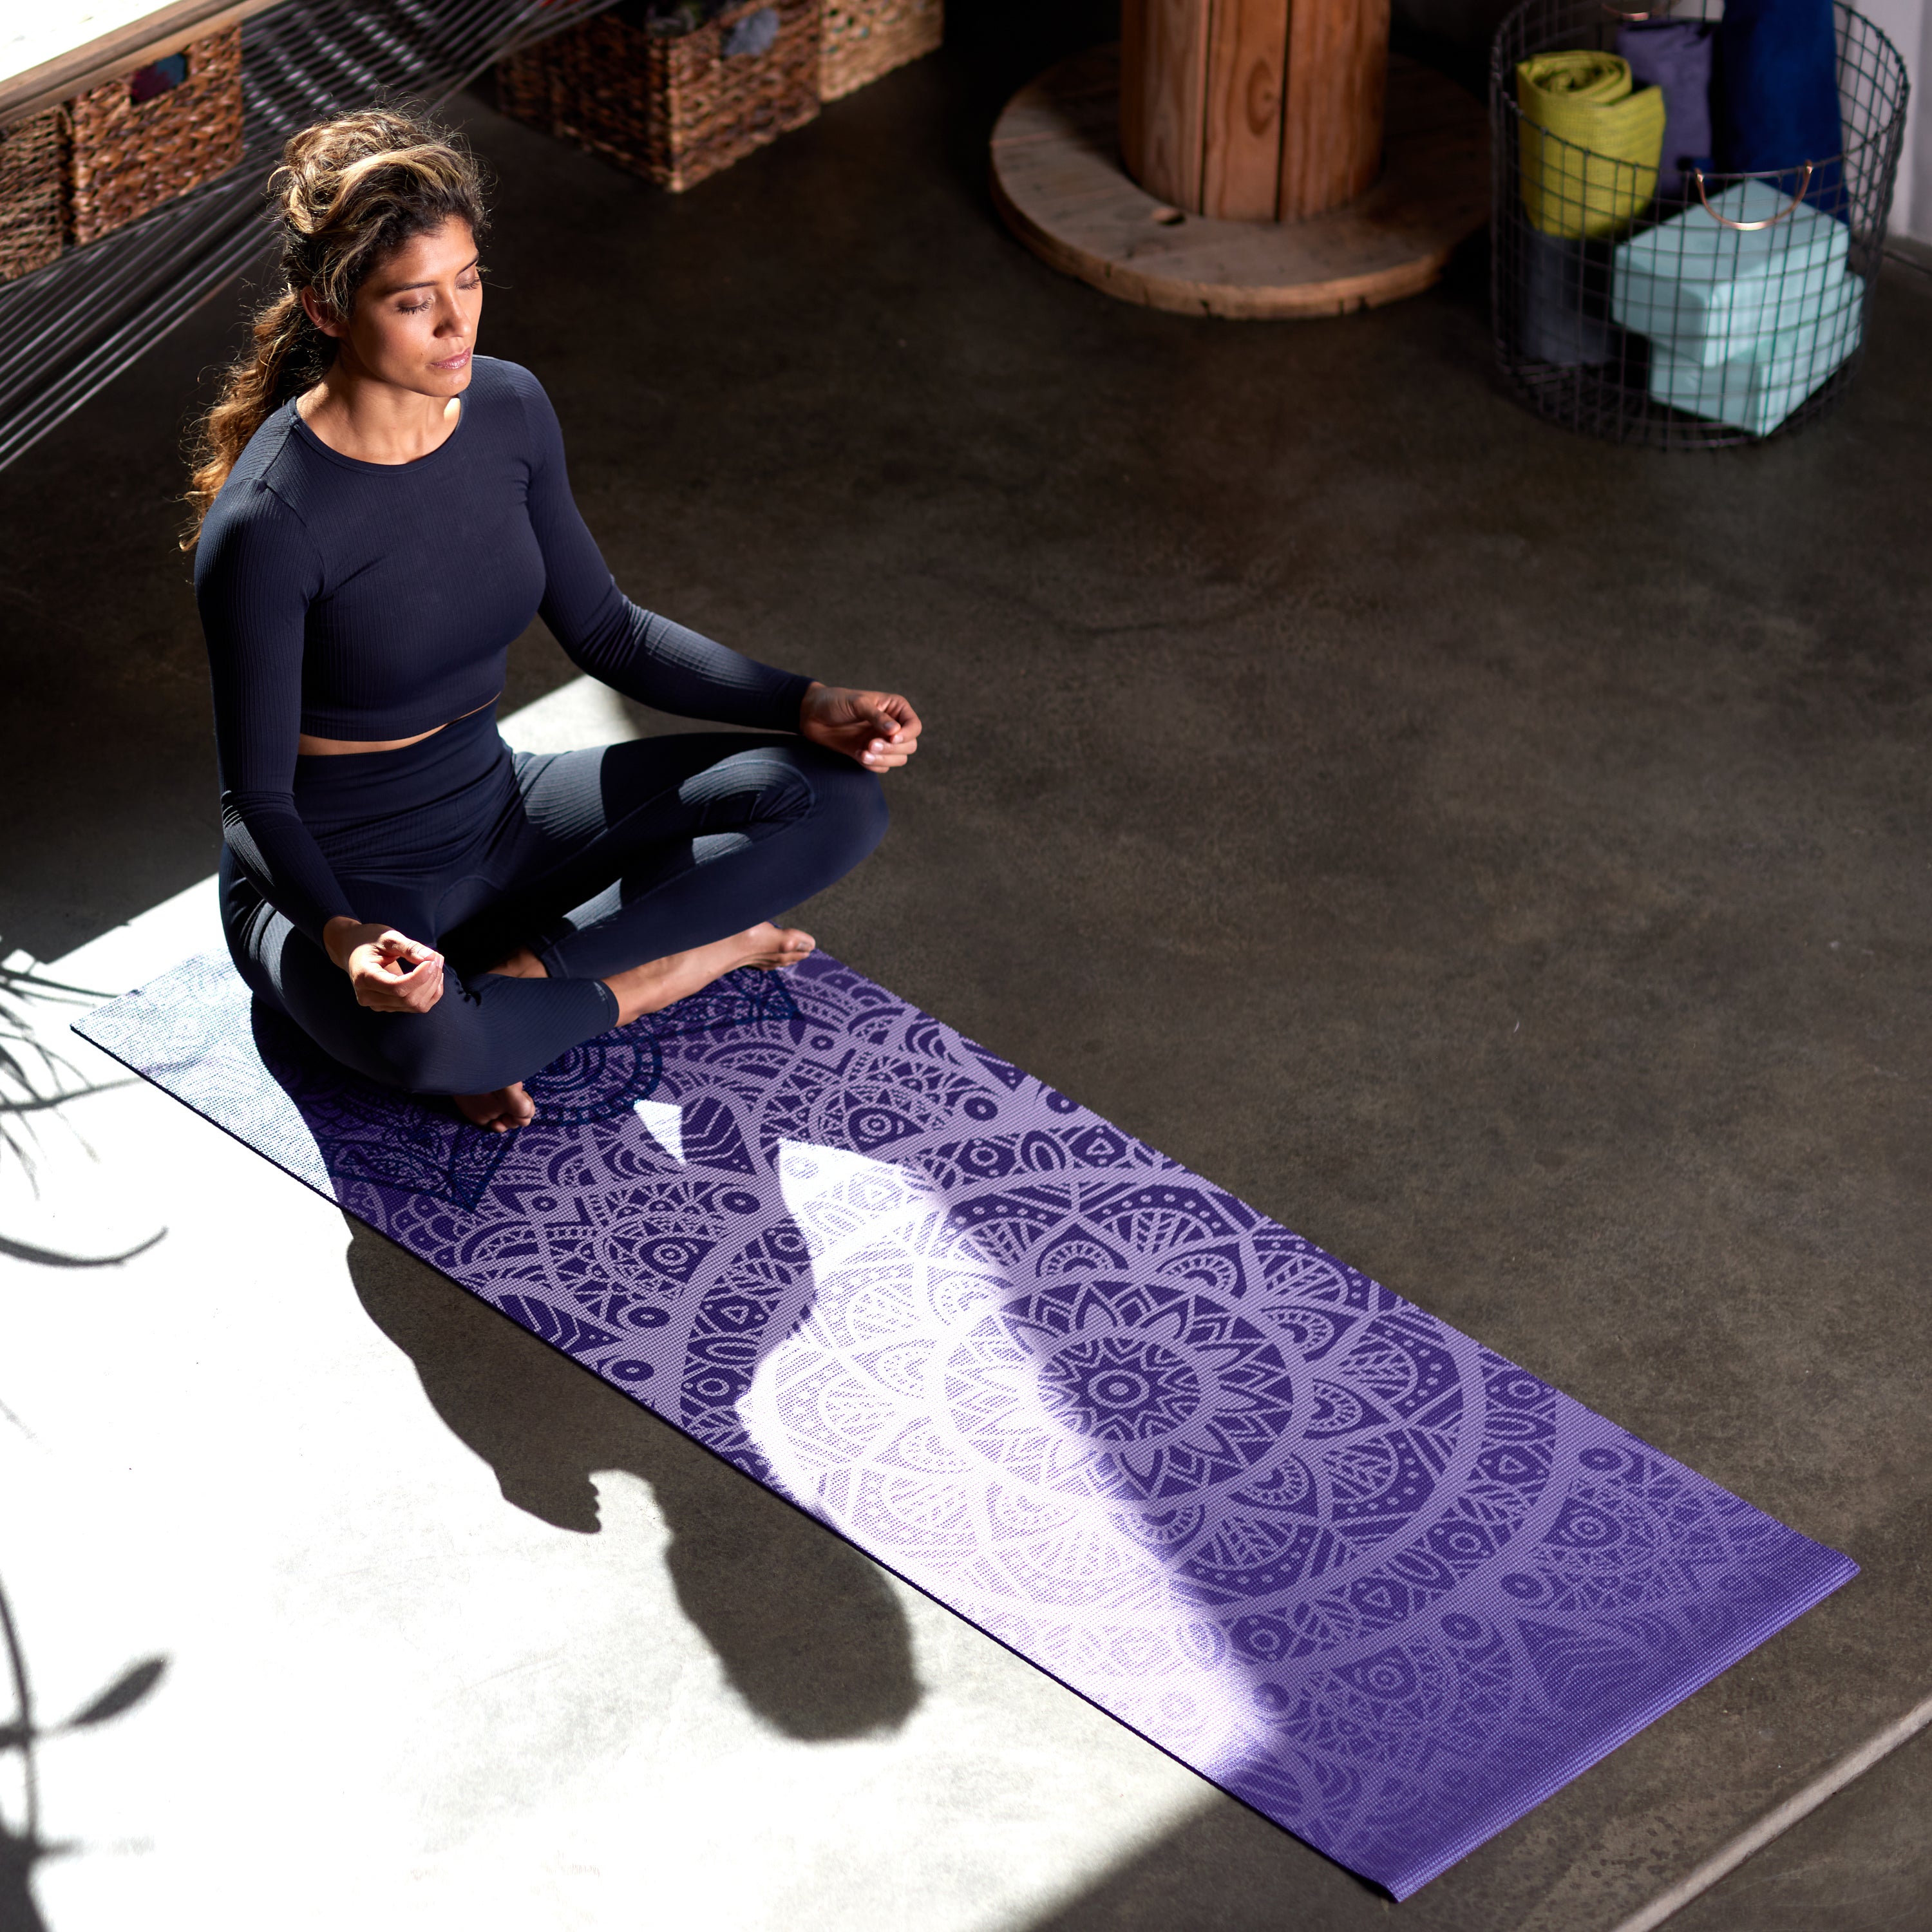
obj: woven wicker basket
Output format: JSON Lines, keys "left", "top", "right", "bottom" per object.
{"left": 498, "top": 0, "right": 820, "bottom": 194}
{"left": 820, "top": 0, "right": 943, "bottom": 102}
{"left": 0, "top": 109, "right": 69, "bottom": 285}
{"left": 69, "top": 26, "right": 245, "bottom": 246}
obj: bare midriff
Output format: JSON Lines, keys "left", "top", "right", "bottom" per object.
{"left": 297, "top": 692, "right": 500, "bottom": 756}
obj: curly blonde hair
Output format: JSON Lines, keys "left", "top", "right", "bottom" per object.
{"left": 184, "top": 107, "right": 488, "bottom": 540}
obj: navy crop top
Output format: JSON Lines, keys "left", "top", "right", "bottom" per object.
{"left": 194, "top": 355, "right": 812, "bottom": 943}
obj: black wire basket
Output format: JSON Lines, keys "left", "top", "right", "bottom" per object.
{"left": 1490, "top": 0, "right": 1909, "bottom": 447}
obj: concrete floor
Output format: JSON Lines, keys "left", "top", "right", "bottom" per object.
{"left": 1, "top": 3, "right": 1929, "bottom": 1926}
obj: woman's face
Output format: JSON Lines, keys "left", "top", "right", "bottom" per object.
{"left": 307, "top": 216, "right": 482, "bottom": 398}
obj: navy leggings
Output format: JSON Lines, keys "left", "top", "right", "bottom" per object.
{"left": 223, "top": 708, "right": 887, "bottom": 1095}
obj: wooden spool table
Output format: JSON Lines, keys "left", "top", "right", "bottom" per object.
{"left": 990, "top": 0, "right": 1488, "bottom": 319}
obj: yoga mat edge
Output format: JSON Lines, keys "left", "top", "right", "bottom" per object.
{"left": 1376, "top": 1539, "right": 1856, "bottom": 1895}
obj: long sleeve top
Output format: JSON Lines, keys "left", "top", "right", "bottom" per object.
{"left": 193, "top": 355, "right": 811, "bottom": 943}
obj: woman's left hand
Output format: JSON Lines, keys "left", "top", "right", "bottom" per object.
{"left": 799, "top": 682, "right": 922, "bottom": 772}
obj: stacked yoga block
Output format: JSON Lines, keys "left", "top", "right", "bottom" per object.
{"left": 1613, "top": 180, "right": 1861, "bottom": 433}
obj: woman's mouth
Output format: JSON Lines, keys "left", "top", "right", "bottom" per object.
{"left": 432, "top": 346, "right": 471, "bottom": 372}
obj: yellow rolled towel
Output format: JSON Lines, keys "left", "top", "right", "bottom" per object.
{"left": 1517, "top": 52, "right": 1666, "bottom": 239}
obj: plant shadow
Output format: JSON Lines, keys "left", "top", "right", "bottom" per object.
{"left": 0, "top": 1567, "right": 166, "bottom": 1932}
{"left": 0, "top": 958, "right": 165, "bottom": 1272}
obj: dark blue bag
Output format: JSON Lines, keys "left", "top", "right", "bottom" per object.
{"left": 1518, "top": 232, "right": 1620, "bottom": 365}
{"left": 1716, "top": 0, "right": 1844, "bottom": 211}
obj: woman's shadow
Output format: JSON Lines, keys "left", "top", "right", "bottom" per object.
{"left": 341, "top": 1216, "right": 921, "bottom": 1741}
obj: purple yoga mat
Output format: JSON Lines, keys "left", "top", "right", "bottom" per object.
{"left": 1617, "top": 20, "right": 1716, "bottom": 200}
{"left": 77, "top": 951, "right": 1855, "bottom": 1898}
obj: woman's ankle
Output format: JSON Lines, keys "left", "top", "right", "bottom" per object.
{"left": 490, "top": 946, "right": 549, "bottom": 980}
{"left": 603, "top": 951, "right": 684, "bottom": 1028}
{"left": 604, "top": 925, "right": 813, "bottom": 1027}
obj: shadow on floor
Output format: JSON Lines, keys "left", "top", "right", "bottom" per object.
{"left": 0, "top": 961, "right": 166, "bottom": 1273}
{"left": 1022, "top": 1794, "right": 1397, "bottom": 1932}
{"left": 0, "top": 1832, "right": 47, "bottom": 1932}
{"left": 341, "top": 1215, "right": 922, "bottom": 1742}
{"left": 0, "top": 1565, "right": 166, "bottom": 1932}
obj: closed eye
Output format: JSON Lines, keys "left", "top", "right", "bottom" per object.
{"left": 399, "top": 276, "right": 480, "bottom": 314}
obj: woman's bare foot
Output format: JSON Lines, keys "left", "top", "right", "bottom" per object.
{"left": 454, "top": 1082, "right": 536, "bottom": 1133}
{"left": 489, "top": 947, "right": 548, "bottom": 980}
{"left": 605, "top": 923, "right": 813, "bottom": 1027}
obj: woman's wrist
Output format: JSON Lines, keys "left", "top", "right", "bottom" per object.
{"left": 323, "top": 914, "right": 368, "bottom": 972}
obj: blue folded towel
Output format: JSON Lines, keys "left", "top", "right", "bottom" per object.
{"left": 1618, "top": 21, "right": 1715, "bottom": 199}
{"left": 1716, "top": 0, "right": 1844, "bottom": 211}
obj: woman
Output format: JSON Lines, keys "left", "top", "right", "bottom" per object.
{"left": 188, "top": 110, "right": 918, "bottom": 1133}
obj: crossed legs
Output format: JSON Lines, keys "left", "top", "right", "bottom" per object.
{"left": 226, "top": 734, "right": 887, "bottom": 1123}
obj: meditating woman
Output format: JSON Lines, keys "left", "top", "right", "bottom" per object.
{"left": 187, "top": 110, "right": 918, "bottom": 1133}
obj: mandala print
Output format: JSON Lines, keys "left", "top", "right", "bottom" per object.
{"left": 77, "top": 952, "right": 1855, "bottom": 1900}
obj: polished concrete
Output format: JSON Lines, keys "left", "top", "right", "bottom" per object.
{"left": 1669, "top": 1722, "right": 1932, "bottom": 1932}
{"left": 1, "top": 3, "right": 1929, "bottom": 1926}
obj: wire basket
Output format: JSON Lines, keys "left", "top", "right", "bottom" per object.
{"left": 1491, "top": 0, "right": 1908, "bottom": 447}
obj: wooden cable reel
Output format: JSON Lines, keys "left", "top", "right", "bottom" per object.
{"left": 1120, "top": 0, "right": 1390, "bottom": 223}
{"left": 990, "top": 0, "right": 1488, "bottom": 318}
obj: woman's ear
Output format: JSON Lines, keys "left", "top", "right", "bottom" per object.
{"left": 298, "top": 285, "right": 345, "bottom": 339}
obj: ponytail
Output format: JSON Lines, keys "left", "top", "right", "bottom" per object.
{"left": 184, "top": 287, "right": 330, "bottom": 532}
{"left": 183, "top": 108, "right": 488, "bottom": 542}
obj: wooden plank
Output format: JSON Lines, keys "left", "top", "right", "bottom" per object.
{"left": 991, "top": 48, "right": 1486, "bottom": 319}
{"left": 1117, "top": 0, "right": 1209, "bottom": 212}
{"left": 0, "top": 0, "right": 281, "bottom": 129}
{"left": 1118, "top": 0, "right": 1149, "bottom": 183}
{"left": 1278, "top": 0, "right": 1390, "bottom": 220}
{"left": 1201, "top": 0, "right": 1289, "bottom": 222}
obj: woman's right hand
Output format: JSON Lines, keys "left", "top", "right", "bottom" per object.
{"left": 323, "top": 916, "right": 445, "bottom": 1013}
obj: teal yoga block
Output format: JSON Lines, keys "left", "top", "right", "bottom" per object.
{"left": 1649, "top": 270, "right": 1863, "bottom": 433}
{"left": 1613, "top": 180, "right": 1850, "bottom": 367}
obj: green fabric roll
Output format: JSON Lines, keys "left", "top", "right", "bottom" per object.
{"left": 1517, "top": 52, "right": 1666, "bottom": 239}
